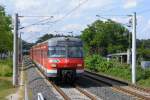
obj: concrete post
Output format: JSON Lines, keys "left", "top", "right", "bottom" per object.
{"left": 132, "top": 12, "right": 136, "bottom": 84}
{"left": 13, "top": 13, "right": 19, "bottom": 86}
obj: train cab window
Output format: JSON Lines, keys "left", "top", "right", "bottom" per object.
{"left": 48, "top": 47, "right": 66, "bottom": 58}
{"left": 68, "top": 47, "right": 83, "bottom": 58}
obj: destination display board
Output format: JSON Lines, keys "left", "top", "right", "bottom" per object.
{"left": 57, "top": 41, "right": 83, "bottom": 46}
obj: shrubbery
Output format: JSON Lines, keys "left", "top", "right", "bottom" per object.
{"left": 85, "top": 54, "right": 150, "bottom": 87}
{"left": 85, "top": 54, "right": 115, "bottom": 72}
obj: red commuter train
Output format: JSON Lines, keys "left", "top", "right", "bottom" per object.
{"left": 30, "top": 37, "right": 84, "bottom": 82}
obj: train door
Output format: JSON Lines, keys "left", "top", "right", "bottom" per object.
{"left": 42, "top": 49, "right": 44, "bottom": 67}
{"left": 41, "top": 48, "right": 45, "bottom": 73}
{"left": 32, "top": 49, "right": 33, "bottom": 59}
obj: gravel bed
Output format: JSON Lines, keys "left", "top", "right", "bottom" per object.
{"left": 60, "top": 85, "right": 90, "bottom": 100}
{"left": 24, "top": 58, "right": 63, "bottom": 100}
{"left": 76, "top": 76, "right": 138, "bottom": 100}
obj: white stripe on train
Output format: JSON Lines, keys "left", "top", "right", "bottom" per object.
{"left": 33, "top": 60, "right": 84, "bottom": 74}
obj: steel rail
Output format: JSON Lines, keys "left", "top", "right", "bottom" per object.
{"left": 74, "top": 84, "right": 97, "bottom": 100}
{"left": 84, "top": 70, "right": 150, "bottom": 100}
{"left": 85, "top": 70, "right": 128, "bottom": 85}
{"left": 50, "top": 82, "right": 71, "bottom": 100}
{"left": 85, "top": 70, "right": 150, "bottom": 92}
{"left": 28, "top": 57, "right": 94, "bottom": 100}
{"left": 113, "top": 86, "right": 150, "bottom": 100}
{"left": 27, "top": 58, "right": 71, "bottom": 100}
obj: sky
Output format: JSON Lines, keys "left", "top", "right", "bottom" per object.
{"left": 0, "top": 0, "right": 150, "bottom": 43}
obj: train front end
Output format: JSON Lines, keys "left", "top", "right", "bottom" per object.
{"left": 47, "top": 37, "right": 84, "bottom": 82}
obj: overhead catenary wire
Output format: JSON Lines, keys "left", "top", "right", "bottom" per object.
{"left": 96, "top": 14, "right": 130, "bottom": 17}
{"left": 20, "top": 0, "right": 134, "bottom": 42}
{"left": 19, "top": 16, "right": 54, "bottom": 29}
{"left": 19, "top": 0, "right": 89, "bottom": 30}
{"left": 51, "top": 0, "right": 89, "bottom": 22}
{"left": 36, "top": 0, "right": 89, "bottom": 25}
{"left": 23, "top": 32, "right": 44, "bottom": 43}
{"left": 19, "top": 15, "right": 54, "bottom": 18}
{"left": 96, "top": 15, "right": 131, "bottom": 27}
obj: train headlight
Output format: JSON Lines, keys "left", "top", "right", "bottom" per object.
{"left": 49, "top": 59, "right": 60, "bottom": 63}
{"left": 77, "top": 64, "right": 82, "bottom": 67}
{"left": 51, "top": 64, "right": 57, "bottom": 67}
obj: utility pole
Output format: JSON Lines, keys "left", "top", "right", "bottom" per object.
{"left": 13, "top": 13, "right": 19, "bottom": 86}
{"left": 20, "top": 32, "right": 23, "bottom": 64}
{"left": 132, "top": 12, "right": 136, "bottom": 84}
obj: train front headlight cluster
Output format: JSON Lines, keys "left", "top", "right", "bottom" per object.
{"left": 49, "top": 59, "right": 60, "bottom": 63}
{"left": 77, "top": 64, "right": 82, "bottom": 67}
{"left": 49, "top": 59, "right": 59, "bottom": 68}
{"left": 51, "top": 64, "right": 57, "bottom": 67}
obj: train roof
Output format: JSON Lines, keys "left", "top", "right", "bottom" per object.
{"left": 48, "top": 37, "right": 82, "bottom": 46}
{"left": 48, "top": 37, "right": 81, "bottom": 42}
{"left": 32, "top": 37, "right": 82, "bottom": 48}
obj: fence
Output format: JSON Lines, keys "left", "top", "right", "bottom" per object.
{"left": 0, "top": 52, "right": 12, "bottom": 60}
{"left": 141, "top": 61, "right": 150, "bottom": 69}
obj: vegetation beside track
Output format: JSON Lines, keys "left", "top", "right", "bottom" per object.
{"left": 0, "top": 59, "right": 15, "bottom": 100}
{"left": 85, "top": 54, "right": 150, "bottom": 88}
{"left": 0, "top": 59, "right": 12, "bottom": 77}
{"left": 0, "top": 77, "right": 16, "bottom": 100}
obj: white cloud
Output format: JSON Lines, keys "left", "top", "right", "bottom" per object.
{"left": 137, "top": 19, "right": 150, "bottom": 39}
{"left": 111, "top": 17, "right": 130, "bottom": 24}
{"left": 81, "top": 0, "right": 114, "bottom": 10}
{"left": 142, "top": 19, "right": 150, "bottom": 32}
{"left": 123, "top": 0, "right": 137, "bottom": 9}
{"left": 61, "top": 24, "right": 85, "bottom": 31}
{"left": 1, "top": 0, "right": 148, "bottom": 40}
{"left": 23, "top": 26, "right": 42, "bottom": 33}
{"left": 148, "top": 19, "right": 150, "bottom": 25}
{"left": 13, "top": 0, "right": 41, "bottom": 11}
{"left": 22, "top": 26, "right": 46, "bottom": 43}
{"left": 64, "top": 0, "right": 115, "bottom": 19}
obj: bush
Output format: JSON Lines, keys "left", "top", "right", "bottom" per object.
{"left": 85, "top": 54, "right": 133, "bottom": 80}
{"left": 85, "top": 54, "right": 114, "bottom": 72}
{"left": 85, "top": 55, "right": 99, "bottom": 71}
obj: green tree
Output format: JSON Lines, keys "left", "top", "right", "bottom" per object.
{"left": 36, "top": 33, "right": 54, "bottom": 43}
{"left": 137, "top": 39, "right": 150, "bottom": 61}
{"left": 0, "top": 5, "right": 13, "bottom": 54}
{"left": 81, "top": 20, "right": 130, "bottom": 56}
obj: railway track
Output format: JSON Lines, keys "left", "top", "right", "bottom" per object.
{"left": 50, "top": 82, "right": 99, "bottom": 100}
{"left": 24, "top": 57, "right": 149, "bottom": 100}
{"left": 84, "top": 70, "right": 150, "bottom": 100}
{"left": 25, "top": 57, "right": 99, "bottom": 100}
{"left": 40, "top": 71, "right": 99, "bottom": 100}
{"left": 85, "top": 70, "right": 150, "bottom": 92}
{"left": 50, "top": 82, "right": 70, "bottom": 100}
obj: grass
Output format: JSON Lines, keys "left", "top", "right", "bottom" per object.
{"left": 91, "top": 65, "right": 150, "bottom": 88}
{"left": 136, "top": 68, "right": 150, "bottom": 88}
{"left": 137, "top": 77, "right": 150, "bottom": 87}
{"left": 0, "top": 59, "right": 17, "bottom": 100}
{"left": 104, "top": 66, "right": 131, "bottom": 81}
{"left": 0, "top": 59, "right": 12, "bottom": 76}
{"left": 0, "top": 77, "right": 16, "bottom": 100}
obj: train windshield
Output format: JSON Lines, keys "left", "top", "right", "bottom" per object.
{"left": 48, "top": 47, "right": 83, "bottom": 58}
{"left": 68, "top": 47, "right": 83, "bottom": 58}
{"left": 48, "top": 47, "right": 66, "bottom": 57}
